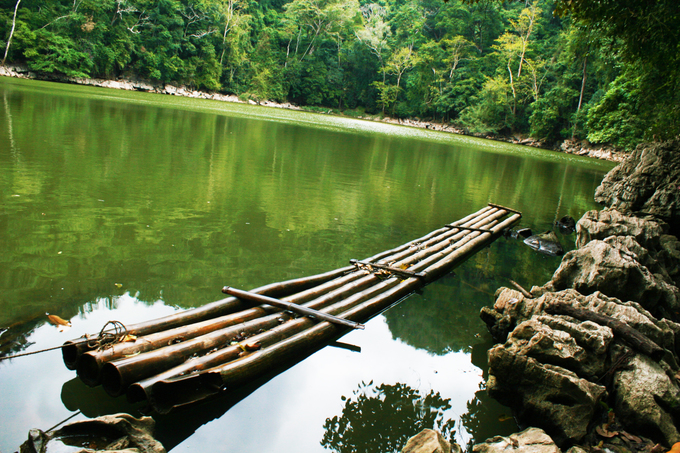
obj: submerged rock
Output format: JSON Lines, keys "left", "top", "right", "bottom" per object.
{"left": 524, "top": 231, "right": 564, "bottom": 257}
{"left": 555, "top": 216, "right": 576, "bottom": 234}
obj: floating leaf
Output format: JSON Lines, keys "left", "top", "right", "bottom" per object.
{"left": 114, "top": 283, "right": 123, "bottom": 288}
{"left": 46, "top": 313, "right": 71, "bottom": 327}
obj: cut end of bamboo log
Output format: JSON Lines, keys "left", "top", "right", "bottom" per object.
{"left": 77, "top": 353, "right": 103, "bottom": 387}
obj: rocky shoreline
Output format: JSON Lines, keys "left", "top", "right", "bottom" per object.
{"left": 0, "top": 64, "right": 625, "bottom": 163}
{"left": 473, "top": 138, "right": 680, "bottom": 453}
{"left": 402, "top": 141, "right": 680, "bottom": 453}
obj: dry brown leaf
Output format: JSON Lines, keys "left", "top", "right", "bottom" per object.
{"left": 619, "top": 431, "right": 641, "bottom": 443}
{"left": 595, "top": 425, "right": 618, "bottom": 438}
{"left": 245, "top": 342, "right": 261, "bottom": 351}
{"left": 46, "top": 313, "right": 71, "bottom": 327}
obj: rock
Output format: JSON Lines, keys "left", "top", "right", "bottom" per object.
{"left": 595, "top": 138, "right": 680, "bottom": 234}
{"left": 20, "top": 413, "right": 166, "bottom": 453}
{"left": 401, "top": 429, "right": 457, "bottom": 453}
{"left": 472, "top": 427, "right": 560, "bottom": 453}
{"left": 555, "top": 216, "right": 576, "bottom": 234}
{"left": 487, "top": 339, "right": 607, "bottom": 445}
{"left": 613, "top": 354, "right": 680, "bottom": 446}
{"left": 524, "top": 231, "right": 564, "bottom": 256}
{"left": 547, "top": 237, "right": 680, "bottom": 319}
{"left": 483, "top": 287, "right": 680, "bottom": 446}
{"left": 575, "top": 209, "right": 680, "bottom": 289}
{"left": 575, "top": 209, "right": 668, "bottom": 250}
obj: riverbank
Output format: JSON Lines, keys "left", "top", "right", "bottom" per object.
{"left": 474, "top": 138, "right": 680, "bottom": 452}
{"left": 0, "top": 64, "right": 625, "bottom": 163}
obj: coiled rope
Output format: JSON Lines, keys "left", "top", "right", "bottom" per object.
{"left": 0, "top": 320, "right": 128, "bottom": 361}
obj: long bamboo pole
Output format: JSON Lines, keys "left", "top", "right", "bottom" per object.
{"left": 222, "top": 287, "right": 365, "bottom": 329}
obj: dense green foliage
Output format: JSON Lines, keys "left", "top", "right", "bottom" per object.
{"left": 1, "top": 0, "right": 677, "bottom": 148}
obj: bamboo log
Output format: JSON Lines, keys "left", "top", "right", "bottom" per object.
{"left": 62, "top": 266, "right": 355, "bottom": 370}
{"left": 362, "top": 206, "right": 495, "bottom": 263}
{"left": 545, "top": 302, "right": 665, "bottom": 361}
{"left": 222, "top": 287, "right": 365, "bottom": 330}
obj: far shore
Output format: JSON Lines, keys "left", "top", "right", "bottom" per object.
{"left": 0, "top": 63, "right": 625, "bottom": 162}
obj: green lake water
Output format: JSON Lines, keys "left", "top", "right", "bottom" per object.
{"left": 0, "top": 77, "right": 614, "bottom": 452}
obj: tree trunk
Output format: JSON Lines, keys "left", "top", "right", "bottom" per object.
{"left": 2, "top": 0, "right": 21, "bottom": 66}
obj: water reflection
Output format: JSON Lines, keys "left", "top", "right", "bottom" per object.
{"left": 322, "top": 381, "right": 456, "bottom": 453}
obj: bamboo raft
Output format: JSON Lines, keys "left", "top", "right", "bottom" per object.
{"left": 62, "top": 204, "right": 521, "bottom": 413}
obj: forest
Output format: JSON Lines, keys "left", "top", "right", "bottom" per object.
{"left": 0, "top": 0, "right": 678, "bottom": 149}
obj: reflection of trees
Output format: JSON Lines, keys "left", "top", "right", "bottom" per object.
{"left": 321, "top": 381, "right": 456, "bottom": 453}
{"left": 460, "top": 384, "right": 518, "bottom": 451}
{"left": 384, "top": 236, "right": 566, "bottom": 354}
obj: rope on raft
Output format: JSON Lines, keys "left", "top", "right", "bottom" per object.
{"left": 0, "top": 320, "right": 129, "bottom": 361}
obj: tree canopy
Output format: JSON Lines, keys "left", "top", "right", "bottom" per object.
{"left": 1, "top": 0, "right": 677, "bottom": 149}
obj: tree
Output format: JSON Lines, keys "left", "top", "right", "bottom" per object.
{"left": 554, "top": 0, "right": 680, "bottom": 141}
{"left": 283, "top": 0, "right": 359, "bottom": 62}
{"left": 355, "top": 3, "right": 390, "bottom": 84}
{"left": 2, "top": 0, "right": 20, "bottom": 65}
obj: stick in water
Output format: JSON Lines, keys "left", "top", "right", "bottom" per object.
{"left": 222, "top": 286, "right": 365, "bottom": 330}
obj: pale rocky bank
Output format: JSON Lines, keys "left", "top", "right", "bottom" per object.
{"left": 0, "top": 64, "right": 625, "bottom": 163}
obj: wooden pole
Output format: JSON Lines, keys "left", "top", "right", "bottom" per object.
{"left": 222, "top": 287, "right": 365, "bottom": 330}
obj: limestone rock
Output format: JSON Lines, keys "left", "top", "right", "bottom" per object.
{"left": 548, "top": 238, "right": 679, "bottom": 319}
{"left": 594, "top": 138, "right": 680, "bottom": 233}
{"left": 472, "top": 427, "right": 560, "bottom": 453}
{"left": 613, "top": 354, "right": 680, "bottom": 447}
{"left": 487, "top": 341, "right": 607, "bottom": 444}
{"left": 575, "top": 209, "right": 668, "bottom": 250}
{"left": 401, "top": 429, "right": 457, "bottom": 453}
{"left": 575, "top": 209, "right": 680, "bottom": 287}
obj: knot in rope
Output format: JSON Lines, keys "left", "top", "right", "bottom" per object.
{"left": 86, "top": 320, "right": 128, "bottom": 350}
